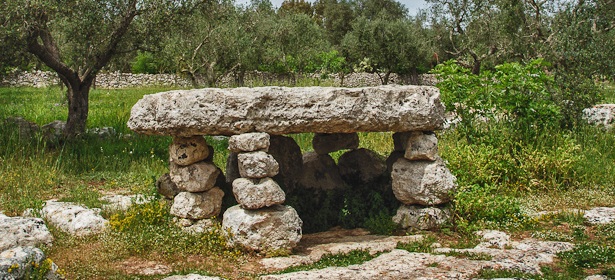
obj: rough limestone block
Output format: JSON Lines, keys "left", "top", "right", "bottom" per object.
{"left": 392, "top": 205, "right": 450, "bottom": 230}
{"left": 169, "top": 162, "right": 220, "bottom": 193}
{"left": 404, "top": 131, "right": 438, "bottom": 161}
{"left": 338, "top": 148, "right": 387, "bottom": 185}
{"left": 156, "top": 173, "right": 180, "bottom": 199}
{"left": 312, "top": 133, "right": 359, "bottom": 154}
{"left": 0, "top": 214, "right": 53, "bottom": 252}
{"left": 228, "top": 132, "right": 270, "bottom": 153}
{"left": 392, "top": 132, "right": 412, "bottom": 152}
{"left": 268, "top": 135, "right": 303, "bottom": 191}
{"left": 299, "top": 152, "right": 347, "bottom": 191}
{"left": 222, "top": 205, "right": 302, "bottom": 253}
{"left": 391, "top": 157, "right": 457, "bottom": 206}
{"left": 170, "top": 188, "right": 224, "bottom": 219}
{"left": 128, "top": 86, "right": 446, "bottom": 136}
{"left": 238, "top": 151, "right": 279, "bottom": 179}
{"left": 232, "top": 178, "right": 286, "bottom": 209}
{"left": 169, "top": 136, "right": 210, "bottom": 166}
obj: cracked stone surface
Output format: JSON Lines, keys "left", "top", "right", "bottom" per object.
{"left": 261, "top": 230, "right": 574, "bottom": 280}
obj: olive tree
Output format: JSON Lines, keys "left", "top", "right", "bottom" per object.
{"left": 1, "top": 0, "right": 201, "bottom": 137}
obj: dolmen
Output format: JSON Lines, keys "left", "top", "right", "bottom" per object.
{"left": 128, "top": 85, "right": 456, "bottom": 253}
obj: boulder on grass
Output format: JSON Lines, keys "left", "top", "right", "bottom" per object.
{"left": 0, "top": 213, "right": 53, "bottom": 252}
{"left": 0, "top": 246, "right": 63, "bottom": 280}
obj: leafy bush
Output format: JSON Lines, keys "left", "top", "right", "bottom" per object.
{"left": 131, "top": 51, "right": 159, "bottom": 74}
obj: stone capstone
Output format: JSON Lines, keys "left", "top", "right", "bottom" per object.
{"left": 391, "top": 157, "right": 457, "bottom": 206}
{"left": 299, "top": 152, "right": 347, "bottom": 191}
{"left": 403, "top": 131, "right": 438, "bottom": 161}
{"left": 169, "top": 162, "right": 220, "bottom": 193}
{"left": 156, "top": 173, "right": 181, "bottom": 199}
{"left": 169, "top": 136, "right": 210, "bottom": 166}
{"left": 222, "top": 205, "right": 302, "bottom": 253}
{"left": 393, "top": 205, "right": 451, "bottom": 230}
{"left": 237, "top": 151, "right": 279, "bottom": 179}
{"left": 337, "top": 148, "right": 387, "bottom": 185}
{"left": 127, "top": 86, "right": 446, "bottom": 136}
{"left": 0, "top": 214, "right": 53, "bottom": 252}
{"left": 170, "top": 188, "right": 224, "bottom": 219}
{"left": 41, "top": 200, "right": 108, "bottom": 236}
{"left": 0, "top": 246, "right": 63, "bottom": 280}
{"left": 312, "top": 133, "right": 359, "bottom": 155}
{"left": 232, "top": 178, "right": 286, "bottom": 209}
{"left": 228, "top": 132, "right": 270, "bottom": 153}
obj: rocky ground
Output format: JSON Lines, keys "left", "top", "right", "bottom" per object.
{"left": 1, "top": 194, "right": 614, "bottom": 279}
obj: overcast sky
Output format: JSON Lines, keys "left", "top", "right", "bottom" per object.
{"left": 235, "top": 0, "right": 428, "bottom": 15}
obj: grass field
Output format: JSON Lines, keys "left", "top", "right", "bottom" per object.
{"left": 1, "top": 85, "right": 614, "bottom": 279}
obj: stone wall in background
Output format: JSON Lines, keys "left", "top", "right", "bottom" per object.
{"left": 0, "top": 70, "right": 437, "bottom": 89}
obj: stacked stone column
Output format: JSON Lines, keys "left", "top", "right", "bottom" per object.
{"left": 390, "top": 131, "right": 457, "bottom": 230}
{"left": 167, "top": 136, "right": 224, "bottom": 229}
{"left": 222, "top": 133, "right": 303, "bottom": 254}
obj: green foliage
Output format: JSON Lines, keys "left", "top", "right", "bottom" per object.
{"left": 131, "top": 51, "right": 159, "bottom": 74}
{"left": 453, "top": 184, "right": 535, "bottom": 233}
{"left": 441, "top": 250, "right": 492, "bottom": 261}
{"left": 278, "top": 249, "right": 377, "bottom": 274}
{"left": 559, "top": 243, "right": 615, "bottom": 269}
{"left": 396, "top": 235, "right": 438, "bottom": 253}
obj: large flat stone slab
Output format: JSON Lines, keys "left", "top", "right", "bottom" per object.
{"left": 128, "top": 86, "right": 445, "bottom": 136}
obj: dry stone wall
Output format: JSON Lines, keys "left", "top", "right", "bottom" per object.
{"left": 1, "top": 71, "right": 436, "bottom": 88}
{"left": 129, "top": 85, "right": 455, "bottom": 253}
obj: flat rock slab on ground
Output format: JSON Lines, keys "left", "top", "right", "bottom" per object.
{"left": 584, "top": 207, "right": 615, "bottom": 224}
{"left": 261, "top": 230, "right": 573, "bottom": 280}
{"left": 259, "top": 228, "right": 422, "bottom": 270}
{"left": 128, "top": 85, "right": 446, "bottom": 136}
{"left": 41, "top": 200, "right": 108, "bottom": 236}
{"left": 163, "top": 274, "right": 223, "bottom": 280}
{"left": 100, "top": 194, "right": 152, "bottom": 212}
{"left": 0, "top": 213, "right": 53, "bottom": 252}
{"left": 0, "top": 246, "right": 63, "bottom": 280}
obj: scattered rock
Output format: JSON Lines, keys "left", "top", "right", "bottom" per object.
{"left": 583, "top": 104, "right": 615, "bottom": 129}
{"left": 163, "top": 274, "right": 223, "bottom": 280}
{"left": 475, "top": 230, "right": 511, "bottom": 249}
{"left": 169, "top": 136, "right": 210, "bottom": 166}
{"left": 585, "top": 275, "right": 611, "bottom": 280}
{"left": 222, "top": 205, "right": 302, "bottom": 253}
{"left": 228, "top": 132, "right": 270, "bottom": 153}
{"left": 41, "top": 120, "right": 66, "bottom": 142}
{"left": 237, "top": 151, "right": 279, "bottom": 179}
{"left": 87, "top": 127, "right": 116, "bottom": 139}
{"left": 116, "top": 257, "right": 172, "bottom": 276}
{"left": 169, "top": 162, "right": 220, "bottom": 193}
{"left": 0, "top": 213, "right": 53, "bottom": 252}
{"left": 128, "top": 86, "right": 446, "bottom": 136}
{"left": 299, "top": 152, "right": 347, "bottom": 191}
{"left": 584, "top": 207, "right": 615, "bottom": 224}
{"left": 99, "top": 194, "right": 152, "bottom": 212}
{"left": 170, "top": 188, "right": 225, "bottom": 220}
{"left": 404, "top": 131, "right": 438, "bottom": 161}
{"left": 337, "top": 148, "right": 387, "bottom": 185}
{"left": 156, "top": 173, "right": 181, "bottom": 199}
{"left": 391, "top": 157, "right": 457, "bottom": 206}
{"left": 312, "top": 133, "right": 359, "bottom": 154}
{"left": 4, "top": 116, "right": 40, "bottom": 139}
{"left": 393, "top": 204, "right": 450, "bottom": 230}
{"left": 232, "top": 178, "right": 286, "bottom": 209}
{"left": 41, "top": 200, "right": 108, "bottom": 236}
{"left": 0, "top": 246, "right": 64, "bottom": 280}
